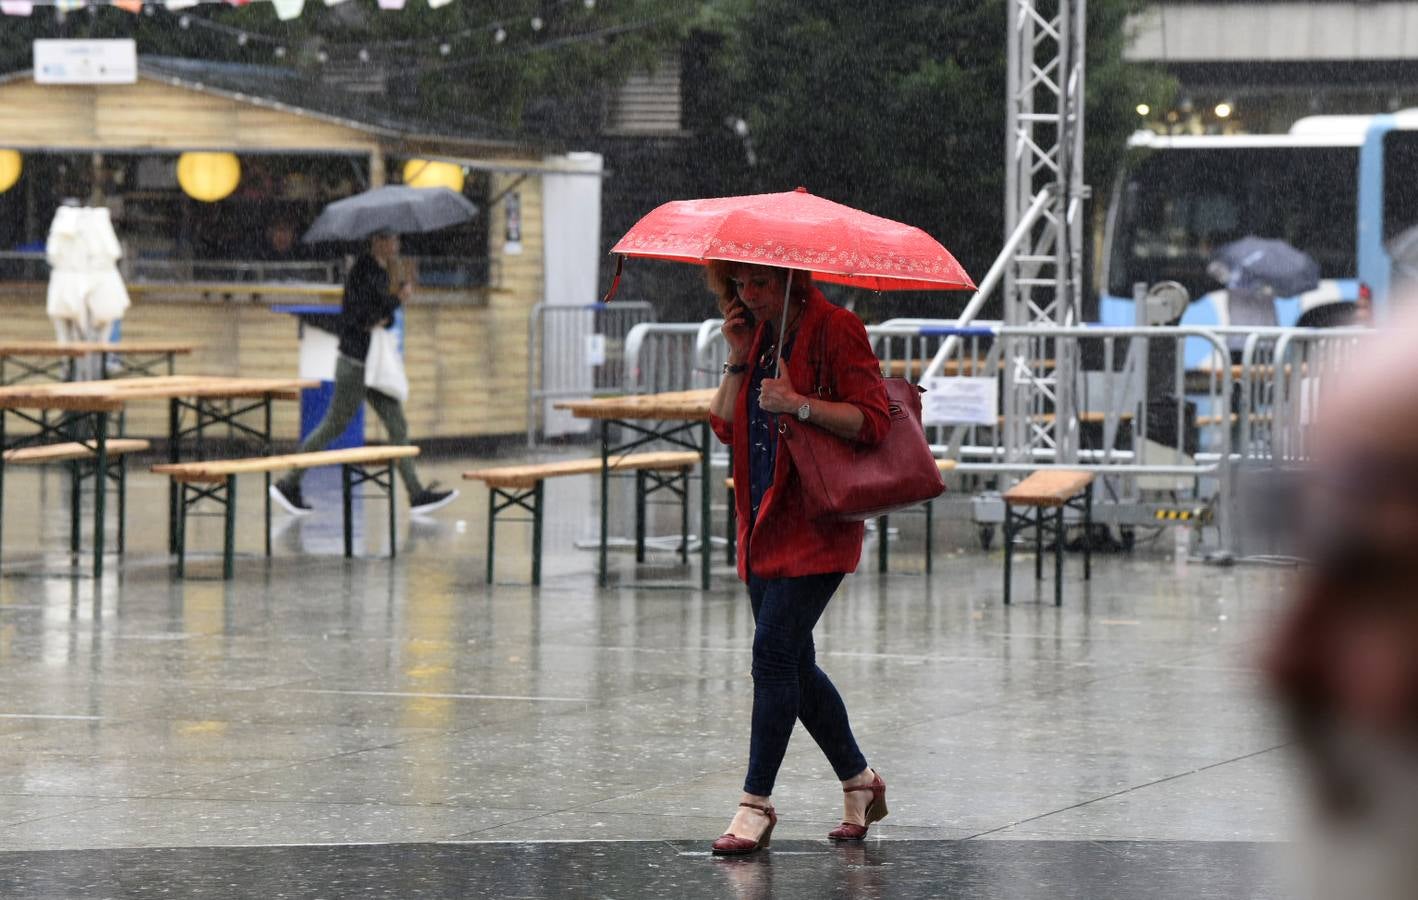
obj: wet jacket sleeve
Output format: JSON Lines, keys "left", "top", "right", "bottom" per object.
{"left": 709, "top": 412, "right": 734, "bottom": 445}
{"left": 345, "top": 257, "right": 400, "bottom": 331}
{"left": 826, "top": 310, "right": 890, "bottom": 445}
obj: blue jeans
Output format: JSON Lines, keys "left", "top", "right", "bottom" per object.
{"left": 744, "top": 572, "right": 869, "bottom": 796}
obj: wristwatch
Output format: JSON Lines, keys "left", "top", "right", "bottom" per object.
{"left": 796, "top": 400, "right": 811, "bottom": 422}
{"left": 723, "top": 361, "right": 748, "bottom": 375}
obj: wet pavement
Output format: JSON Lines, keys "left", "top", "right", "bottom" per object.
{"left": 0, "top": 454, "right": 1302, "bottom": 897}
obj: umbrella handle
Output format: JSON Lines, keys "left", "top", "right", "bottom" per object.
{"left": 601, "top": 255, "right": 624, "bottom": 303}
{"left": 776, "top": 272, "right": 793, "bottom": 379}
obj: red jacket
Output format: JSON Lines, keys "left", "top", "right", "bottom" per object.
{"left": 710, "top": 288, "right": 890, "bottom": 581}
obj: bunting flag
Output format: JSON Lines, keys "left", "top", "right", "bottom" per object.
{"left": 427, "top": 0, "right": 454, "bottom": 8}
{"left": 113, "top": 0, "right": 143, "bottom": 12}
{"left": 377, "top": 0, "right": 404, "bottom": 8}
{"left": 271, "top": 0, "right": 302, "bottom": 17}
{"left": 164, "top": 0, "right": 200, "bottom": 9}
{"left": 54, "top": 0, "right": 83, "bottom": 10}
{"left": 0, "top": 0, "right": 33, "bottom": 14}
{"left": 323, "top": 0, "right": 352, "bottom": 6}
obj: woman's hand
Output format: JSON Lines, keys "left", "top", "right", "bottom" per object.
{"left": 721, "top": 299, "right": 754, "bottom": 364}
{"left": 758, "top": 375, "right": 805, "bottom": 415}
{"left": 397, "top": 281, "right": 414, "bottom": 303}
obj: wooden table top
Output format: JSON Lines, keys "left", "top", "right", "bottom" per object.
{"left": 0, "top": 341, "right": 199, "bottom": 358}
{"left": 555, "top": 389, "right": 717, "bottom": 421}
{"left": 0, "top": 375, "right": 317, "bottom": 412}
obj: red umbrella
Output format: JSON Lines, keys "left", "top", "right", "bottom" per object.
{"left": 608, "top": 186, "right": 975, "bottom": 294}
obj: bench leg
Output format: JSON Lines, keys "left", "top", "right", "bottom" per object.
{"left": 69, "top": 459, "right": 81, "bottom": 556}
{"left": 1084, "top": 487, "right": 1093, "bottom": 581}
{"left": 1003, "top": 503, "right": 1015, "bottom": 605}
{"left": 116, "top": 457, "right": 126, "bottom": 557}
{"left": 925, "top": 500, "right": 934, "bottom": 576}
{"left": 531, "top": 480, "right": 544, "bottom": 586}
{"left": 634, "top": 469, "right": 647, "bottom": 563}
{"left": 878, "top": 515, "right": 889, "bottom": 574}
{"left": 264, "top": 398, "right": 273, "bottom": 558}
{"left": 701, "top": 421, "right": 712, "bottom": 590}
{"left": 598, "top": 420, "right": 609, "bottom": 588}
{"left": 1034, "top": 507, "right": 1043, "bottom": 581}
{"left": 725, "top": 486, "right": 736, "bottom": 566}
{"left": 1054, "top": 505, "right": 1064, "bottom": 607}
{"left": 223, "top": 475, "right": 236, "bottom": 581}
{"left": 680, "top": 467, "right": 690, "bottom": 565}
{"left": 90, "top": 415, "right": 107, "bottom": 580}
{"left": 342, "top": 464, "right": 354, "bottom": 559}
{"left": 387, "top": 462, "right": 397, "bottom": 560}
{"left": 486, "top": 487, "right": 498, "bottom": 583}
{"left": 176, "top": 481, "right": 187, "bottom": 578}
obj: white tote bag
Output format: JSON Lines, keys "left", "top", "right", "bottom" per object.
{"left": 364, "top": 326, "right": 409, "bottom": 403}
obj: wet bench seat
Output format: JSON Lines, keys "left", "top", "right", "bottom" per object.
{"left": 1002, "top": 469, "right": 1095, "bottom": 606}
{"left": 153, "top": 445, "right": 419, "bottom": 580}
{"left": 464, "top": 451, "right": 701, "bottom": 586}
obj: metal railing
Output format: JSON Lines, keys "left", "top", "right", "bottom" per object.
{"left": 526, "top": 301, "right": 656, "bottom": 446}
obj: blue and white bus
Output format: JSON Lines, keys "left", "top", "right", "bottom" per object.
{"left": 1099, "top": 112, "right": 1418, "bottom": 338}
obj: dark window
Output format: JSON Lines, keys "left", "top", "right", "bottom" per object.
{"left": 1107, "top": 146, "right": 1359, "bottom": 301}
{"left": 1383, "top": 130, "right": 1418, "bottom": 242}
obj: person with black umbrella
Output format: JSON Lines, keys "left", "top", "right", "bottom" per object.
{"left": 270, "top": 229, "right": 457, "bottom": 516}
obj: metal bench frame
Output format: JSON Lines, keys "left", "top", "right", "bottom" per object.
{"left": 485, "top": 465, "right": 692, "bottom": 586}
{"left": 1003, "top": 484, "right": 1093, "bottom": 606}
{"left": 172, "top": 458, "right": 402, "bottom": 581}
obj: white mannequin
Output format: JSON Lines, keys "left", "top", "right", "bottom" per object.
{"left": 45, "top": 204, "right": 131, "bottom": 378}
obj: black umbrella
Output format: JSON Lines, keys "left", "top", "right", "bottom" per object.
{"left": 302, "top": 186, "right": 478, "bottom": 243}
{"left": 1209, "top": 236, "right": 1320, "bottom": 298}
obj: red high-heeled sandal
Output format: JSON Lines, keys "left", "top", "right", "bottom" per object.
{"left": 828, "top": 771, "right": 888, "bottom": 841}
{"left": 712, "top": 802, "right": 778, "bottom": 856}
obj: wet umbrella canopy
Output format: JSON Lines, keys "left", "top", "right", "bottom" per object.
{"left": 1209, "top": 236, "right": 1321, "bottom": 298}
{"left": 302, "top": 185, "right": 478, "bottom": 243}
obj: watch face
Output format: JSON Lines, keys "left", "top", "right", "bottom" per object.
{"left": 797, "top": 403, "right": 810, "bottom": 421}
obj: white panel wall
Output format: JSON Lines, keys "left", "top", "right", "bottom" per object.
{"left": 1127, "top": 2, "right": 1418, "bottom": 61}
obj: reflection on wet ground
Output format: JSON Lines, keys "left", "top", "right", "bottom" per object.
{"left": 0, "top": 456, "right": 1299, "bottom": 896}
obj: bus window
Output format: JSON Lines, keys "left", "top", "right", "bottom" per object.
{"left": 1383, "top": 130, "right": 1418, "bottom": 242}
{"left": 1107, "top": 147, "right": 1359, "bottom": 302}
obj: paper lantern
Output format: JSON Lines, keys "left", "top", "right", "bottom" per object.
{"left": 176, "top": 152, "right": 240, "bottom": 202}
{"left": 0, "top": 151, "right": 20, "bottom": 193}
{"left": 402, "top": 159, "right": 464, "bottom": 193}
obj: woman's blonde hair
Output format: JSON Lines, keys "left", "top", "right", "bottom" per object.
{"left": 705, "top": 260, "right": 813, "bottom": 315}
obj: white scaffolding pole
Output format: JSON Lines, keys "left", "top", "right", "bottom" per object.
{"left": 1002, "top": 0, "right": 1088, "bottom": 466}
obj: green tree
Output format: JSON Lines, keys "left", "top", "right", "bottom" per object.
{"left": 691, "top": 0, "right": 1173, "bottom": 318}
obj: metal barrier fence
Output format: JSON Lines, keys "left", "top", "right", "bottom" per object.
{"left": 526, "top": 301, "right": 656, "bottom": 446}
{"left": 623, "top": 319, "right": 731, "bottom": 394}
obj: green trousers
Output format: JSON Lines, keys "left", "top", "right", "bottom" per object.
{"left": 279, "top": 354, "right": 422, "bottom": 496}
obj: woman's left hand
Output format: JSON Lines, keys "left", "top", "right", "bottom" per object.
{"left": 758, "top": 376, "right": 804, "bottom": 415}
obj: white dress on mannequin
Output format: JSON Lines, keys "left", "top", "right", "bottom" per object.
{"left": 80, "top": 206, "right": 130, "bottom": 339}
{"left": 46, "top": 205, "right": 89, "bottom": 343}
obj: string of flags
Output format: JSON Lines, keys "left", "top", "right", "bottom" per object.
{"left": 1, "top": 0, "right": 596, "bottom": 22}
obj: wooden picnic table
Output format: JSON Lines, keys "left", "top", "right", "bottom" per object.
{"left": 555, "top": 389, "right": 717, "bottom": 588}
{"left": 0, "top": 341, "right": 198, "bottom": 384}
{"left": 0, "top": 374, "right": 314, "bottom": 577}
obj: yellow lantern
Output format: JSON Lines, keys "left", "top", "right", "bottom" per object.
{"left": 0, "top": 151, "right": 21, "bottom": 194}
{"left": 176, "top": 152, "right": 241, "bottom": 202}
{"left": 402, "top": 159, "right": 465, "bottom": 193}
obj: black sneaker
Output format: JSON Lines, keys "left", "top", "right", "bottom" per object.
{"left": 269, "top": 480, "right": 313, "bottom": 515}
{"left": 409, "top": 482, "right": 459, "bottom": 516}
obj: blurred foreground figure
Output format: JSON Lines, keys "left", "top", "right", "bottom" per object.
{"left": 1266, "top": 310, "right": 1418, "bottom": 899}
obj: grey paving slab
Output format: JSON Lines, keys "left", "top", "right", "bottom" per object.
{"left": 0, "top": 454, "right": 1306, "bottom": 885}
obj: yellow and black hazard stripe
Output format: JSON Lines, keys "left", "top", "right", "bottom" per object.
{"left": 1154, "top": 508, "right": 1209, "bottom": 522}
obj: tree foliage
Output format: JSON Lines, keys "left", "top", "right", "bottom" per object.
{"left": 689, "top": 0, "right": 1173, "bottom": 315}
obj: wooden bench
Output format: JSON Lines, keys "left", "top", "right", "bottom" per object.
{"left": 464, "top": 451, "right": 701, "bottom": 585}
{"left": 722, "top": 460, "right": 960, "bottom": 574}
{"left": 1002, "top": 469, "right": 1095, "bottom": 606}
{"left": 152, "top": 445, "right": 419, "bottom": 580}
{"left": 1, "top": 438, "right": 150, "bottom": 575}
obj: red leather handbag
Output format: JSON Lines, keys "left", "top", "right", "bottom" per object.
{"left": 779, "top": 315, "right": 946, "bottom": 521}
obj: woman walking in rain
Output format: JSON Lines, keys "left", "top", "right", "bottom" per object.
{"left": 706, "top": 261, "right": 891, "bottom": 855}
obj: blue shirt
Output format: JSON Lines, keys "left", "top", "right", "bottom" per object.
{"left": 747, "top": 334, "right": 797, "bottom": 526}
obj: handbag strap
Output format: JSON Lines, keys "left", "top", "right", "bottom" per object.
{"left": 809, "top": 306, "right": 837, "bottom": 400}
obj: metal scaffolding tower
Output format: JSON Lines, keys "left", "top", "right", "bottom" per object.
{"left": 1001, "top": 0, "right": 1088, "bottom": 464}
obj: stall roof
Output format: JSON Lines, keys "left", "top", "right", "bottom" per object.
{"left": 0, "top": 56, "right": 557, "bottom": 164}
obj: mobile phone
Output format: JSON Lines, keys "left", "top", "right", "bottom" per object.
{"left": 730, "top": 299, "right": 756, "bottom": 327}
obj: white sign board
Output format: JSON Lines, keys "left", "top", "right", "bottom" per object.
{"left": 585, "top": 333, "right": 607, "bottom": 367}
{"left": 34, "top": 40, "right": 138, "bottom": 85}
{"left": 922, "top": 377, "right": 998, "bottom": 426}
